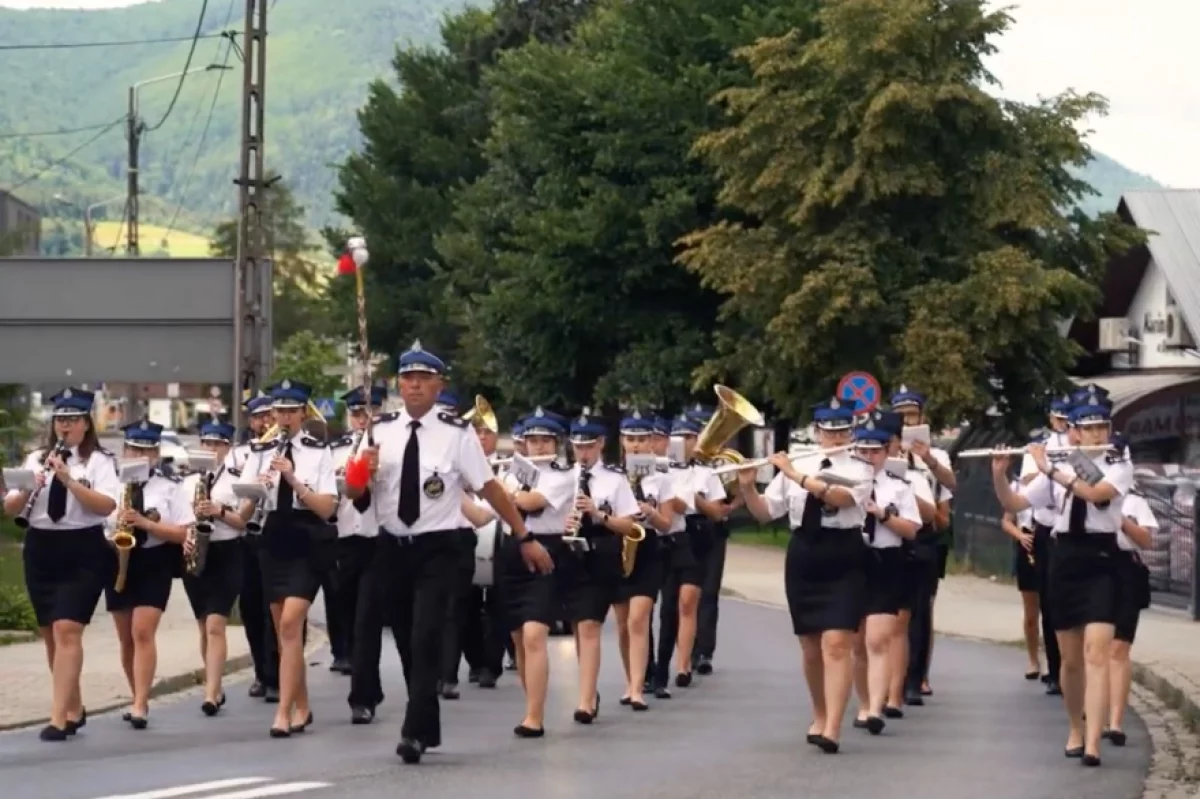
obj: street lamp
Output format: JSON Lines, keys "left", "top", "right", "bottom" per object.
{"left": 126, "top": 63, "right": 232, "bottom": 256}
{"left": 53, "top": 193, "right": 125, "bottom": 257}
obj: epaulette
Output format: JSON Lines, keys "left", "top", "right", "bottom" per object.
{"left": 329, "top": 434, "right": 355, "bottom": 448}
{"left": 550, "top": 460, "right": 569, "bottom": 471}
{"left": 438, "top": 411, "right": 469, "bottom": 429}
{"left": 250, "top": 440, "right": 275, "bottom": 453}
{"left": 299, "top": 434, "right": 327, "bottom": 449}
{"left": 228, "top": 467, "right": 242, "bottom": 478}
{"left": 373, "top": 411, "right": 401, "bottom": 425}
{"left": 604, "top": 463, "right": 626, "bottom": 475}
{"left": 669, "top": 460, "right": 686, "bottom": 470}
{"left": 97, "top": 446, "right": 116, "bottom": 460}
{"left": 158, "top": 472, "right": 182, "bottom": 484}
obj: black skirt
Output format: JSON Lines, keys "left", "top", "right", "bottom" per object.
{"left": 183, "top": 538, "right": 245, "bottom": 619}
{"left": 661, "top": 531, "right": 703, "bottom": 588}
{"left": 616, "top": 528, "right": 663, "bottom": 602}
{"left": 105, "top": 541, "right": 178, "bottom": 612}
{"left": 1049, "top": 533, "right": 1118, "bottom": 631}
{"left": 499, "top": 534, "right": 562, "bottom": 630}
{"left": 23, "top": 526, "right": 113, "bottom": 627}
{"left": 784, "top": 526, "right": 866, "bottom": 636}
{"left": 1113, "top": 549, "right": 1150, "bottom": 644}
{"left": 1013, "top": 531, "right": 1038, "bottom": 592}
{"left": 863, "top": 546, "right": 905, "bottom": 617}
{"left": 560, "top": 534, "right": 621, "bottom": 623}
{"left": 259, "top": 512, "right": 331, "bottom": 604}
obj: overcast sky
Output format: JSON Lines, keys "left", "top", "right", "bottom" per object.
{"left": 2, "top": 0, "right": 1195, "bottom": 187}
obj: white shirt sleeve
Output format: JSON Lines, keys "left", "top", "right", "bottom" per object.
{"left": 847, "top": 461, "right": 874, "bottom": 507}
{"left": 894, "top": 481, "right": 922, "bottom": 525}
{"left": 704, "top": 469, "right": 727, "bottom": 502}
{"left": 1124, "top": 494, "right": 1159, "bottom": 529}
{"left": 1100, "top": 458, "right": 1134, "bottom": 498}
{"left": 537, "top": 471, "right": 577, "bottom": 512}
{"left": 1020, "top": 472, "right": 1056, "bottom": 509}
{"left": 173, "top": 478, "right": 196, "bottom": 526}
{"left": 87, "top": 451, "right": 122, "bottom": 505}
{"left": 312, "top": 448, "right": 338, "bottom": 497}
{"left": 609, "top": 474, "right": 640, "bottom": 518}
{"left": 761, "top": 471, "right": 790, "bottom": 521}
{"left": 456, "top": 428, "right": 495, "bottom": 492}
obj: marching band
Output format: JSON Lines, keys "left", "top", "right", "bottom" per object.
{"left": 0, "top": 341, "right": 1155, "bottom": 771}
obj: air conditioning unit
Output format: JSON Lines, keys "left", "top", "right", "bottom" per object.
{"left": 1162, "top": 309, "right": 1196, "bottom": 349}
{"left": 1097, "top": 317, "right": 1130, "bottom": 352}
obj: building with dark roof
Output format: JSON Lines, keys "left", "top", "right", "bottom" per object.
{"left": 0, "top": 189, "right": 41, "bottom": 255}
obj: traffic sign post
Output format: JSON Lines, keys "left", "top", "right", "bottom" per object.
{"left": 836, "top": 371, "right": 882, "bottom": 414}
{"left": 314, "top": 398, "right": 338, "bottom": 418}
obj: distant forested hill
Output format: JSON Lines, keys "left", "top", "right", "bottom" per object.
{"left": 0, "top": 0, "right": 1168, "bottom": 234}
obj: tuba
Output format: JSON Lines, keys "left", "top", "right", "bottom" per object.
{"left": 111, "top": 483, "right": 137, "bottom": 593}
{"left": 185, "top": 471, "right": 215, "bottom": 576}
{"left": 694, "top": 385, "right": 765, "bottom": 488}
{"left": 462, "top": 394, "right": 498, "bottom": 433}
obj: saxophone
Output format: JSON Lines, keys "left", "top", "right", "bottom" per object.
{"left": 186, "top": 471, "right": 215, "bottom": 576}
{"left": 111, "top": 483, "right": 137, "bottom": 593}
{"left": 622, "top": 469, "right": 648, "bottom": 578}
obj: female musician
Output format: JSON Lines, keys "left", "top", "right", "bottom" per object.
{"left": 612, "top": 412, "right": 678, "bottom": 711}
{"left": 105, "top": 420, "right": 193, "bottom": 729}
{"left": 737, "top": 398, "right": 873, "bottom": 754}
{"left": 850, "top": 417, "right": 920, "bottom": 735}
{"left": 498, "top": 409, "right": 575, "bottom": 736}
{"left": 992, "top": 392, "right": 1133, "bottom": 767}
{"left": 2, "top": 388, "right": 119, "bottom": 741}
{"left": 181, "top": 421, "right": 248, "bottom": 716}
{"left": 1106, "top": 434, "right": 1156, "bottom": 747}
{"left": 1001, "top": 461, "right": 1042, "bottom": 681}
{"left": 237, "top": 379, "right": 338, "bottom": 738}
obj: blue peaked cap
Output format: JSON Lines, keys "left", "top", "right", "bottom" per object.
{"left": 871, "top": 410, "right": 904, "bottom": 438}
{"left": 266, "top": 379, "right": 312, "bottom": 409}
{"left": 523, "top": 407, "right": 565, "bottom": 437}
{"left": 812, "top": 397, "right": 854, "bottom": 430}
{"left": 341, "top": 385, "right": 387, "bottom": 409}
{"left": 889, "top": 384, "right": 925, "bottom": 410}
{"left": 1049, "top": 392, "right": 1074, "bottom": 416}
{"left": 50, "top": 387, "right": 94, "bottom": 417}
{"left": 670, "top": 414, "right": 702, "bottom": 436}
{"left": 1069, "top": 393, "right": 1112, "bottom": 426}
{"left": 684, "top": 403, "right": 715, "bottom": 424}
{"left": 651, "top": 416, "right": 671, "bottom": 436}
{"left": 435, "top": 389, "right": 459, "bottom": 409}
{"left": 852, "top": 417, "right": 890, "bottom": 446}
{"left": 244, "top": 395, "right": 273, "bottom": 415}
{"left": 570, "top": 407, "right": 607, "bottom": 443}
{"left": 199, "top": 421, "right": 237, "bottom": 442}
{"left": 620, "top": 410, "right": 655, "bottom": 436}
{"left": 397, "top": 339, "right": 446, "bottom": 375}
{"left": 122, "top": 419, "right": 164, "bottom": 447}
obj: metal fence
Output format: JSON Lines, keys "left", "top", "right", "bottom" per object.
{"left": 952, "top": 460, "right": 1199, "bottom": 618}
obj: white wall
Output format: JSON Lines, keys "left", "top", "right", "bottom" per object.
{"left": 1118, "top": 256, "right": 1198, "bottom": 369}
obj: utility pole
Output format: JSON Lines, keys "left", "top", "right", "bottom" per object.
{"left": 231, "top": 0, "right": 270, "bottom": 431}
{"left": 126, "top": 86, "right": 140, "bottom": 256}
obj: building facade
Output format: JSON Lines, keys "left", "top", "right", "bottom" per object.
{"left": 0, "top": 190, "right": 41, "bottom": 255}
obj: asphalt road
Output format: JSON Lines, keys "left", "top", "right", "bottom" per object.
{"left": 0, "top": 599, "right": 1150, "bottom": 799}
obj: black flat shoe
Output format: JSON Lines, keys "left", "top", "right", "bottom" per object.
{"left": 806, "top": 733, "right": 822, "bottom": 745}
{"left": 269, "top": 727, "right": 291, "bottom": 739}
{"left": 815, "top": 736, "right": 839, "bottom": 754}
{"left": 1045, "top": 681, "right": 1062, "bottom": 696}
{"left": 655, "top": 686, "right": 672, "bottom": 700}
{"left": 290, "top": 712, "right": 313, "bottom": 733}
{"left": 201, "top": 698, "right": 222, "bottom": 717}
{"left": 264, "top": 686, "right": 280, "bottom": 704}
{"left": 39, "top": 725, "right": 68, "bottom": 742}
{"left": 128, "top": 716, "right": 148, "bottom": 730}
{"left": 1108, "top": 729, "right": 1126, "bottom": 746}
{"left": 1082, "top": 754, "right": 1101, "bottom": 767}
{"left": 675, "top": 672, "right": 692, "bottom": 688}
{"left": 65, "top": 708, "right": 87, "bottom": 735}
{"left": 866, "top": 716, "right": 885, "bottom": 735}
{"left": 1025, "top": 671, "right": 1040, "bottom": 680}
{"left": 696, "top": 656, "right": 713, "bottom": 675}
{"left": 1065, "top": 746, "right": 1084, "bottom": 758}
{"left": 619, "top": 696, "right": 632, "bottom": 706}
{"left": 121, "top": 711, "right": 132, "bottom": 722}
{"left": 630, "top": 700, "right": 649, "bottom": 711}
{"left": 248, "top": 681, "right": 266, "bottom": 698}
{"left": 351, "top": 706, "right": 375, "bottom": 725}
{"left": 478, "top": 670, "right": 497, "bottom": 689}
{"left": 853, "top": 719, "right": 869, "bottom": 729}
{"left": 883, "top": 706, "right": 904, "bottom": 719}
{"left": 441, "top": 683, "right": 460, "bottom": 700}
{"left": 396, "top": 737, "right": 425, "bottom": 763}
{"left": 573, "top": 708, "right": 596, "bottom": 725}
{"left": 513, "top": 724, "right": 544, "bottom": 738}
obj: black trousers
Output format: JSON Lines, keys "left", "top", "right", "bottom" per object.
{"left": 440, "top": 529, "right": 479, "bottom": 684}
{"left": 655, "top": 568, "right": 680, "bottom": 686}
{"left": 461, "top": 586, "right": 505, "bottom": 676}
{"left": 905, "top": 545, "right": 940, "bottom": 692}
{"left": 239, "top": 536, "right": 279, "bottom": 689}
{"left": 695, "top": 533, "right": 728, "bottom": 660}
{"left": 347, "top": 537, "right": 386, "bottom": 710}
{"left": 326, "top": 536, "right": 375, "bottom": 662}
{"left": 378, "top": 530, "right": 461, "bottom": 746}
{"left": 1033, "top": 523, "right": 1060, "bottom": 680}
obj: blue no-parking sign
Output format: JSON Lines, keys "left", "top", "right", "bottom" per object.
{"left": 314, "top": 397, "right": 338, "bottom": 418}
{"left": 836, "top": 371, "right": 882, "bottom": 414}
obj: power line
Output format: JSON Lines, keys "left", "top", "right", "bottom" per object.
{"left": 1, "top": 116, "right": 125, "bottom": 194}
{"left": 0, "top": 31, "right": 230, "bottom": 51}
{"left": 0, "top": 119, "right": 121, "bottom": 140}
{"left": 143, "top": 0, "right": 210, "bottom": 134}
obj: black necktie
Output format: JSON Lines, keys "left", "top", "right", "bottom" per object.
{"left": 1068, "top": 494, "right": 1087, "bottom": 535}
{"left": 47, "top": 471, "right": 68, "bottom": 523}
{"left": 398, "top": 421, "right": 421, "bottom": 526}
{"left": 131, "top": 482, "right": 146, "bottom": 515}
{"left": 864, "top": 487, "right": 878, "bottom": 544}
{"left": 798, "top": 458, "right": 833, "bottom": 534}
{"left": 277, "top": 444, "right": 295, "bottom": 512}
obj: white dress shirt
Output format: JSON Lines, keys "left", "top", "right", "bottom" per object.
{"left": 1119, "top": 493, "right": 1158, "bottom": 551}
{"left": 107, "top": 472, "right": 189, "bottom": 546}
{"left": 237, "top": 432, "right": 337, "bottom": 516}
{"left": 663, "top": 464, "right": 691, "bottom": 534}
{"left": 5, "top": 446, "right": 120, "bottom": 531}
{"left": 180, "top": 464, "right": 244, "bottom": 543}
{"left": 1020, "top": 455, "right": 1135, "bottom": 535}
{"left": 864, "top": 471, "right": 921, "bottom": 549}
{"left": 524, "top": 463, "right": 576, "bottom": 535}
{"left": 575, "top": 462, "right": 640, "bottom": 527}
{"left": 1009, "top": 479, "right": 1034, "bottom": 530}
{"left": 761, "top": 452, "right": 873, "bottom": 529}
{"left": 331, "top": 436, "right": 378, "bottom": 539}
{"left": 1019, "top": 430, "right": 1069, "bottom": 526}
{"left": 373, "top": 409, "right": 494, "bottom": 537}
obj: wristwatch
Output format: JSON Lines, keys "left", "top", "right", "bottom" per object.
{"left": 515, "top": 530, "right": 534, "bottom": 545}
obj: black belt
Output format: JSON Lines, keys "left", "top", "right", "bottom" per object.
{"left": 384, "top": 527, "right": 465, "bottom": 546}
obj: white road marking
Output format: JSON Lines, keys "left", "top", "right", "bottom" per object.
{"left": 90, "top": 778, "right": 330, "bottom": 799}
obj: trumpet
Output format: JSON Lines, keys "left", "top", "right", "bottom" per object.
{"left": 246, "top": 430, "right": 292, "bottom": 534}
{"left": 14, "top": 440, "right": 71, "bottom": 529}
{"left": 956, "top": 444, "right": 1112, "bottom": 459}
{"left": 710, "top": 444, "right": 856, "bottom": 477}
{"left": 186, "top": 471, "right": 216, "bottom": 576}
{"left": 112, "top": 483, "right": 137, "bottom": 593}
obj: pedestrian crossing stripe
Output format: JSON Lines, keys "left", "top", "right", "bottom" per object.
{"left": 91, "top": 777, "right": 331, "bottom": 799}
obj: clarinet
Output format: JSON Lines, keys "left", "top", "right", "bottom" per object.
{"left": 14, "top": 440, "right": 71, "bottom": 529}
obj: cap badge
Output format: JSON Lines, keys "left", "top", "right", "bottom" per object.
{"left": 281, "top": 379, "right": 292, "bottom": 390}
{"left": 63, "top": 388, "right": 72, "bottom": 399}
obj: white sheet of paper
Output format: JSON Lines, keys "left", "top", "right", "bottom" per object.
{"left": 817, "top": 469, "right": 865, "bottom": 489}
{"left": 2, "top": 468, "right": 36, "bottom": 492}
{"left": 884, "top": 458, "right": 908, "bottom": 479}
{"left": 118, "top": 458, "right": 151, "bottom": 484}
{"left": 901, "top": 424, "right": 931, "bottom": 447}
{"left": 624, "top": 453, "right": 655, "bottom": 480}
{"left": 509, "top": 453, "right": 542, "bottom": 490}
{"left": 233, "top": 482, "right": 269, "bottom": 502}
{"left": 187, "top": 450, "right": 218, "bottom": 473}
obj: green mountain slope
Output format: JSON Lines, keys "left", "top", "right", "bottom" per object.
{"left": 0, "top": 0, "right": 1167, "bottom": 233}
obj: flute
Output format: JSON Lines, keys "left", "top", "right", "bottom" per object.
{"left": 956, "top": 444, "right": 1112, "bottom": 459}
{"left": 709, "top": 444, "right": 856, "bottom": 477}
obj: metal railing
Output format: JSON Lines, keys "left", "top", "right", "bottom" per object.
{"left": 952, "top": 460, "right": 1199, "bottom": 618}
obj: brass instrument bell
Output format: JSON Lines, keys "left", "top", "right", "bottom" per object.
{"left": 463, "top": 394, "right": 499, "bottom": 434}
{"left": 694, "top": 385, "right": 765, "bottom": 484}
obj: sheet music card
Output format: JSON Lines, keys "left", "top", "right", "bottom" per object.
{"left": 509, "top": 453, "right": 541, "bottom": 490}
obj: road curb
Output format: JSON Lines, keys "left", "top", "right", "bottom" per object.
{"left": 0, "top": 626, "right": 329, "bottom": 733}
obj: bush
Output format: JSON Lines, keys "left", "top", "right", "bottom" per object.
{"left": 0, "top": 515, "right": 22, "bottom": 544}
{"left": 0, "top": 584, "right": 36, "bottom": 632}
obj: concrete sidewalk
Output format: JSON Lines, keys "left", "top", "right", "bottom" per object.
{"left": 0, "top": 579, "right": 259, "bottom": 730}
{"left": 721, "top": 542, "right": 1200, "bottom": 725}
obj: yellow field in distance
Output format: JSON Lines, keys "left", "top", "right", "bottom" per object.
{"left": 90, "top": 222, "right": 212, "bottom": 257}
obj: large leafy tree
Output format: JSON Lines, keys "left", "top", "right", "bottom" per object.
{"left": 679, "top": 0, "right": 1141, "bottom": 427}
{"left": 438, "top": 0, "right": 820, "bottom": 411}
{"left": 326, "top": 1, "right": 600, "bottom": 384}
